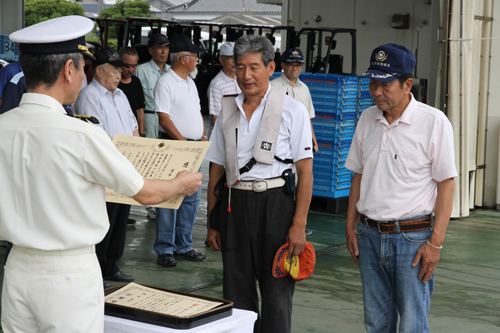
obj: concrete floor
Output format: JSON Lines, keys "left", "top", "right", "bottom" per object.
{"left": 1, "top": 160, "right": 500, "bottom": 332}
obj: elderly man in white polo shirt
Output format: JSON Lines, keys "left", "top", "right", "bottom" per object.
{"left": 1, "top": 16, "right": 202, "bottom": 332}
{"left": 207, "top": 42, "right": 241, "bottom": 127}
{"left": 75, "top": 48, "right": 139, "bottom": 285}
{"left": 345, "top": 43, "right": 457, "bottom": 332}
{"left": 271, "top": 48, "right": 318, "bottom": 153}
{"left": 153, "top": 34, "right": 208, "bottom": 268}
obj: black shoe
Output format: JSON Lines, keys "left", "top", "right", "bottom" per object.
{"left": 174, "top": 249, "right": 206, "bottom": 262}
{"left": 104, "top": 270, "right": 135, "bottom": 282}
{"left": 305, "top": 229, "right": 313, "bottom": 236}
{"left": 157, "top": 254, "right": 177, "bottom": 267}
{"left": 104, "top": 280, "right": 111, "bottom": 289}
{"left": 127, "top": 218, "right": 136, "bottom": 225}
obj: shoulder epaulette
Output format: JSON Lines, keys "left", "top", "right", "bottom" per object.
{"left": 67, "top": 114, "right": 100, "bottom": 124}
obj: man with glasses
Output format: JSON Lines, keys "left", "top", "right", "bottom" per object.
{"left": 75, "top": 48, "right": 139, "bottom": 285}
{"left": 118, "top": 47, "right": 146, "bottom": 138}
{"left": 272, "top": 48, "right": 318, "bottom": 154}
{"left": 153, "top": 34, "right": 207, "bottom": 267}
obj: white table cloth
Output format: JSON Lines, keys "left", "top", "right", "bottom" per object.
{"left": 104, "top": 308, "right": 257, "bottom": 333}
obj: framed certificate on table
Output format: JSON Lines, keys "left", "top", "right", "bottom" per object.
{"left": 104, "top": 283, "right": 233, "bottom": 330}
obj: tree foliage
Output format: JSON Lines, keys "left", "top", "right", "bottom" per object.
{"left": 25, "top": 0, "right": 85, "bottom": 27}
{"left": 100, "top": 0, "right": 151, "bottom": 20}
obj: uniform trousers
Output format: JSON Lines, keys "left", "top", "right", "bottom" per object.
{"left": 97, "top": 202, "right": 131, "bottom": 276}
{"left": 2, "top": 245, "right": 103, "bottom": 333}
{"left": 220, "top": 186, "right": 296, "bottom": 333}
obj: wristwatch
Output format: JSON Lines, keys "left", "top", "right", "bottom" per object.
{"left": 202, "top": 135, "right": 208, "bottom": 140}
{"left": 140, "top": 133, "right": 146, "bottom": 137}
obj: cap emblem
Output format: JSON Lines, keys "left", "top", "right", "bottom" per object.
{"left": 375, "top": 50, "right": 388, "bottom": 62}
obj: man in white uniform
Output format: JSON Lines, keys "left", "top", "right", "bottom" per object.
{"left": 75, "top": 48, "right": 139, "bottom": 284}
{"left": 0, "top": 16, "right": 201, "bottom": 333}
{"left": 271, "top": 48, "right": 318, "bottom": 153}
{"left": 153, "top": 34, "right": 207, "bottom": 267}
{"left": 207, "top": 42, "right": 241, "bottom": 127}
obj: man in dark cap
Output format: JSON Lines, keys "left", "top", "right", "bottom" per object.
{"left": 345, "top": 43, "right": 457, "bottom": 332}
{"left": 0, "top": 16, "right": 201, "bottom": 332}
{"left": 153, "top": 34, "right": 207, "bottom": 267}
{"left": 75, "top": 47, "right": 139, "bottom": 284}
{"left": 135, "top": 33, "right": 170, "bottom": 220}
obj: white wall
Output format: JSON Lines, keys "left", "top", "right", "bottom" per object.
{"left": 484, "top": 1, "right": 500, "bottom": 207}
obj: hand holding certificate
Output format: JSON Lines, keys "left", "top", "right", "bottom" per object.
{"left": 106, "top": 134, "right": 210, "bottom": 209}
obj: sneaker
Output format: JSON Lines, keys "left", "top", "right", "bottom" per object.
{"left": 174, "top": 249, "right": 206, "bottom": 262}
{"left": 305, "top": 229, "right": 313, "bottom": 236}
{"left": 148, "top": 209, "right": 156, "bottom": 220}
{"left": 157, "top": 254, "right": 177, "bottom": 267}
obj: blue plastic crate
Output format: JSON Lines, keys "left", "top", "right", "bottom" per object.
{"left": 359, "top": 77, "right": 371, "bottom": 84}
{"left": 358, "top": 105, "right": 372, "bottom": 113}
{"left": 359, "top": 84, "right": 370, "bottom": 92}
{"left": 301, "top": 73, "right": 360, "bottom": 86}
{"left": 359, "top": 98, "right": 374, "bottom": 106}
{"left": 358, "top": 91, "right": 372, "bottom": 99}
{"left": 339, "top": 147, "right": 350, "bottom": 155}
{"left": 312, "top": 186, "right": 350, "bottom": 199}
{"left": 337, "top": 173, "right": 353, "bottom": 183}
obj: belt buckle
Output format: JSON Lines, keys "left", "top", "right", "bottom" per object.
{"left": 377, "top": 221, "right": 391, "bottom": 233}
{"left": 252, "top": 179, "right": 268, "bottom": 192}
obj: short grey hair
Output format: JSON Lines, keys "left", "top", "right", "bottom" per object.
{"left": 19, "top": 52, "right": 83, "bottom": 90}
{"left": 118, "top": 46, "right": 138, "bottom": 60}
{"left": 233, "top": 35, "right": 275, "bottom": 67}
{"left": 170, "top": 51, "right": 190, "bottom": 67}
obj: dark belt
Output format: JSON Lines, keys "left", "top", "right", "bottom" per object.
{"left": 360, "top": 214, "right": 432, "bottom": 233}
{"left": 144, "top": 110, "right": 155, "bottom": 114}
{"left": 158, "top": 131, "right": 201, "bottom": 141}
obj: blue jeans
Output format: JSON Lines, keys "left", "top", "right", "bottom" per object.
{"left": 154, "top": 186, "right": 201, "bottom": 255}
{"left": 356, "top": 219, "right": 434, "bottom": 333}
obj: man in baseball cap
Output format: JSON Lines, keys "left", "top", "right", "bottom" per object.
{"left": 1, "top": 15, "right": 202, "bottom": 333}
{"left": 345, "top": 43, "right": 457, "bottom": 332}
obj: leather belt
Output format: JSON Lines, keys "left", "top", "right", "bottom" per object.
{"left": 360, "top": 214, "right": 432, "bottom": 233}
{"left": 144, "top": 110, "right": 155, "bottom": 114}
{"left": 232, "top": 178, "right": 285, "bottom": 192}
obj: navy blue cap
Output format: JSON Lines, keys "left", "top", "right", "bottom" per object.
{"left": 281, "top": 48, "right": 304, "bottom": 63}
{"left": 361, "top": 43, "right": 415, "bottom": 82}
{"left": 169, "top": 34, "right": 205, "bottom": 54}
{"left": 148, "top": 34, "right": 169, "bottom": 48}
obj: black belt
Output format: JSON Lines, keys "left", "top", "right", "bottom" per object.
{"left": 360, "top": 214, "right": 432, "bottom": 233}
{"left": 144, "top": 110, "right": 155, "bottom": 114}
{"left": 158, "top": 131, "right": 201, "bottom": 141}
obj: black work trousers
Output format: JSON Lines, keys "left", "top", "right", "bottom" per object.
{"left": 220, "top": 187, "right": 296, "bottom": 333}
{"left": 96, "top": 202, "right": 130, "bottom": 277}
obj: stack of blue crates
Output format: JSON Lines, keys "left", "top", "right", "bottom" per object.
{"left": 269, "top": 72, "right": 374, "bottom": 199}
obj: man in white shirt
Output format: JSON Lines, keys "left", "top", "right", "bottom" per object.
{"left": 271, "top": 48, "right": 318, "bottom": 153}
{"left": 153, "top": 34, "right": 208, "bottom": 267}
{"left": 75, "top": 48, "right": 139, "bottom": 284}
{"left": 1, "top": 16, "right": 201, "bottom": 333}
{"left": 345, "top": 44, "right": 457, "bottom": 332}
{"left": 207, "top": 42, "right": 241, "bottom": 127}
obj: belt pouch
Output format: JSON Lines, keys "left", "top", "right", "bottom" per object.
{"left": 281, "top": 168, "right": 295, "bottom": 194}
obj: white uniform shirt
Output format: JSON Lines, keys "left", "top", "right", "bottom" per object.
{"left": 75, "top": 79, "right": 138, "bottom": 138}
{"left": 206, "top": 84, "right": 313, "bottom": 180}
{"left": 345, "top": 94, "right": 458, "bottom": 221}
{"left": 135, "top": 59, "right": 170, "bottom": 111}
{"left": 271, "top": 74, "right": 315, "bottom": 119}
{"left": 154, "top": 69, "right": 204, "bottom": 140}
{"left": 207, "top": 70, "right": 241, "bottom": 117}
{"left": 0, "top": 93, "right": 144, "bottom": 250}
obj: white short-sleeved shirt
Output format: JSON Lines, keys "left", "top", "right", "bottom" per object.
{"left": 154, "top": 69, "right": 204, "bottom": 140}
{"left": 207, "top": 70, "right": 241, "bottom": 117}
{"left": 206, "top": 84, "right": 313, "bottom": 180}
{"left": 75, "top": 79, "right": 138, "bottom": 138}
{"left": 0, "top": 93, "right": 144, "bottom": 250}
{"left": 271, "top": 74, "right": 315, "bottom": 119}
{"left": 345, "top": 94, "right": 458, "bottom": 220}
{"left": 135, "top": 59, "right": 170, "bottom": 111}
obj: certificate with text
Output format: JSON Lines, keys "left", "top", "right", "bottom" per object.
{"left": 105, "top": 282, "right": 223, "bottom": 317}
{"left": 105, "top": 134, "right": 210, "bottom": 209}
